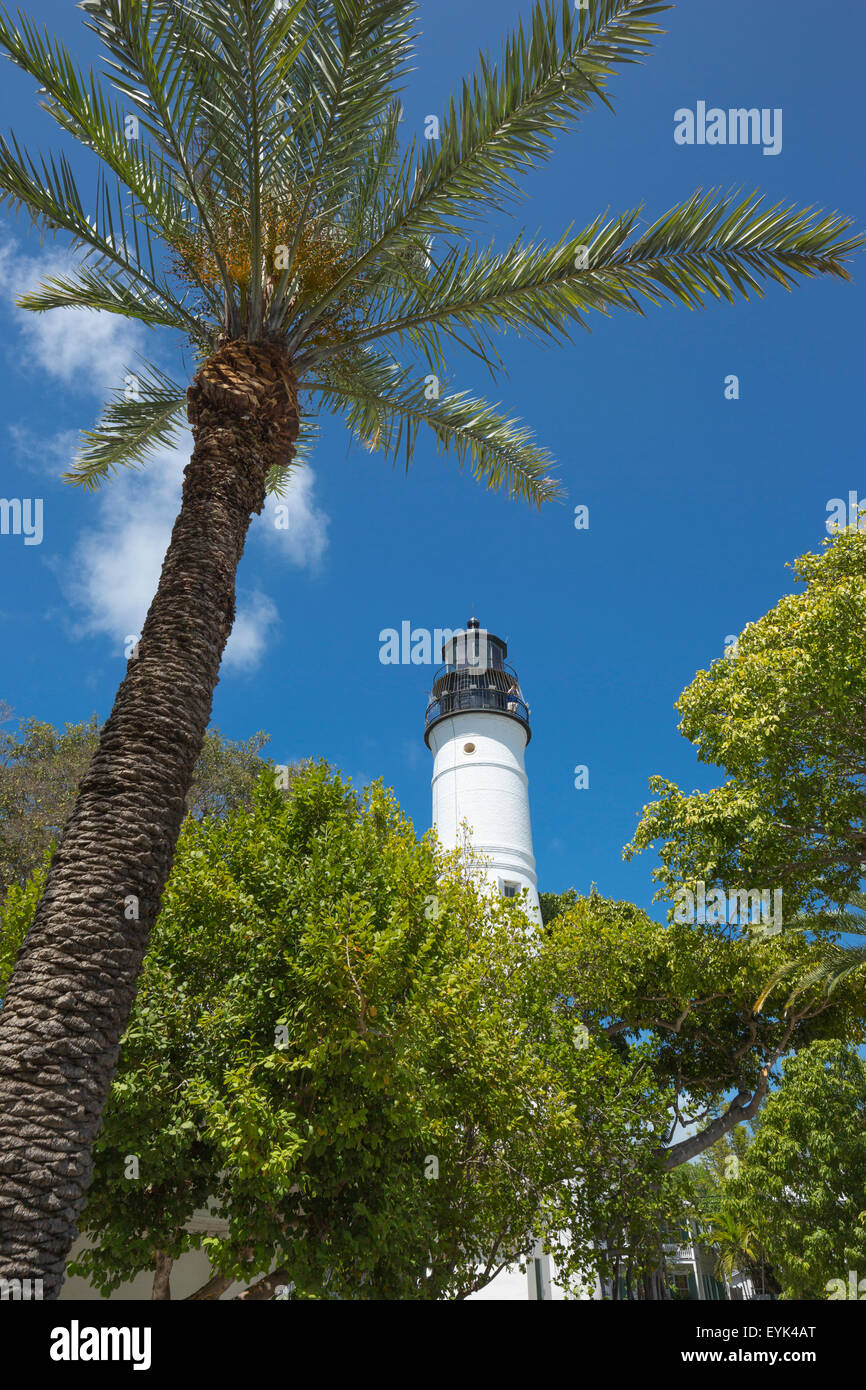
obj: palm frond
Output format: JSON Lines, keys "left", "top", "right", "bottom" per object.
{"left": 66, "top": 360, "right": 188, "bottom": 489}
{"left": 78, "top": 0, "right": 248, "bottom": 308}
{"left": 68, "top": 358, "right": 319, "bottom": 493}
{"left": 0, "top": 127, "right": 214, "bottom": 341}
{"left": 179, "top": 0, "right": 312, "bottom": 334}
{"left": 309, "top": 350, "right": 561, "bottom": 506}
{"left": 265, "top": 0, "right": 417, "bottom": 330}
{"left": 300, "top": 190, "right": 864, "bottom": 368}
{"left": 613, "top": 188, "right": 863, "bottom": 302}
{"left": 79, "top": 0, "right": 217, "bottom": 164}
{"left": 0, "top": 7, "right": 194, "bottom": 246}
{"left": 291, "top": 0, "right": 669, "bottom": 340}
{"left": 298, "top": 214, "right": 639, "bottom": 369}
{"left": 753, "top": 892, "right": 866, "bottom": 1011}
{"left": 16, "top": 262, "right": 208, "bottom": 343}
{"left": 0, "top": 129, "right": 136, "bottom": 261}
{"left": 265, "top": 419, "right": 321, "bottom": 496}
{"left": 410, "top": 0, "right": 666, "bottom": 219}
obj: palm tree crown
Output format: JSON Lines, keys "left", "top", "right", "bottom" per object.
{"left": 0, "top": 0, "right": 860, "bottom": 505}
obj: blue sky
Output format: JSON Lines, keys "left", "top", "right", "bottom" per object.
{"left": 0, "top": 0, "right": 863, "bottom": 918}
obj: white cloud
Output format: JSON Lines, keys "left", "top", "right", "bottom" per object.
{"left": 62, "top": 431, "right": 326, "bottom": 674}
{"left": 0, "top": 233, "right": 145, "bottom": 398}
{"left": 9, "top": 424, "right": 80, "bottom": 478}
{"left": 257, "top": 466, "right": 329, "bottom": 568}
{"left": 64, "top": 436, "right": 188, "bottom": 649}
{"left": 0, "top": 235, "right": 330, "bottom": 671}
{"left": 223, "top": 591, "right": 280, "bottom": 672}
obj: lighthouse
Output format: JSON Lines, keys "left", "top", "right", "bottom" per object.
{"left": 424, "top": 618, "right": 541, "bottom": 923}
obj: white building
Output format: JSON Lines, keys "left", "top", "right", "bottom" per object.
{"left": 425, "top": 618, "right": 541, "bottom": 925}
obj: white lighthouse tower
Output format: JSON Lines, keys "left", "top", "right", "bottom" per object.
{"left": 425, "top": 618, "right": 541, "bottom": 924}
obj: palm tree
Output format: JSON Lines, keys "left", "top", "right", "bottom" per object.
{"left": 702, "top": 1211, "right": 772, "bottom": 1298}
{"left": 703, "top": 1211, "right": 753, "bottom": 1283}
{"left": 0, "top": 0, "right": 861, "bottom": 1297}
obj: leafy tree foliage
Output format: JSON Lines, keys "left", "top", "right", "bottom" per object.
{"left": 756, "top": 891, "right": 866, "bottom": 1009}
{"left": 539, "top": 887, "right": 579, "bottom": 926}
{"left": 678, "top": 1128, "right": 779, "bottom": 1297}
{"left": 0, "top": 710, "right": 101, "bottom": 901}
{"left": 0, "top": 712, "right": 276, "bottom": 900}
{"left": 3, "top": 768, "right": 864, "bottom": 1298}
{"left": 0, "top": 766, "right": 683, "bottom": 1299}
{"left": 538, "top": 888, "right": 866, "bottom": 1168}
{"left": 0, "top": 846, "right": 52, "bottom": 1006}
{"left": 724, "top": 1042, "right": 866, "bottom": 1299}
{"left": 626, "top": 529, "right": 866, "bottom": 918}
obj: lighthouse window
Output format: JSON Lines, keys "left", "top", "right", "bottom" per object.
{"left": 502, "top": 882, "right": 519, "bottom": 898}
{"left": 463, "top": 742, "right": 476, "bottom": 754}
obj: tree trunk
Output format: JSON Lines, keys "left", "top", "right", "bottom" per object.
{"left": 0, "top": 341, "right": 298, "bottom": 1299}
{"left": 152, "top": 1250, "right": 173, "bottom": 1300}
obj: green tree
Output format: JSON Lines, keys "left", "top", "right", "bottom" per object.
{"left": 548, "top": 1133, "right": 683, "bottom": 1301}
{"left": 0, "top": 764, "right": 619, "bottom": 1299}
{"left": 693, "top": 1126, "right": 752, "bottom": 1205}
{"left": 725, "top": 1042, "right": 866, "bottom": 1299}
{"left": 681, "top": 1130, "right": 779, "bottom": 1297}
{"left": 538, "top": 889, "right": 866, "bottom": 1169}
{"left": 626, "top": 529, "right": 866, "bottom": 918}
{"left": 539, "top": 887, "right": 580, "bottom": 926}
{"left": 7, "top": 779, "right": 861, "bottom": 1299}
{"left": 0, "top": 847, "right": 53, "bottom": 1006}
{"left": 702, "top": 1212, "right": 759, "bottom": 1286}
{"left": 0, "top": 0, "right": 861, "bottom": 1296}
{"left": 0, "top": 712, "right": 99, "bottom": 901}
{"left": 0, "top": 713, "right": 276, "bottom": 901}
{"left": 0, "top": 765, "right": 683, "bottom": 1300}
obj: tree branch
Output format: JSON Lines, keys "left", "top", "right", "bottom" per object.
{"left": 185, "top": 1272, "right": 234, "bottom": 1300}
{"left": 234, "top": 1267, "right": 293, "bottom": 1301}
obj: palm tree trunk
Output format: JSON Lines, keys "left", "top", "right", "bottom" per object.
{"left": 0, "top": 341, "right": 298, "bottom": 1299}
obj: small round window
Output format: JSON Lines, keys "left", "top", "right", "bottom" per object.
{"left": 463, "top": 742, "right": 476, "bottom": 754}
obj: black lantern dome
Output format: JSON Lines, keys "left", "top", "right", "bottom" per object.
{"left": 424, "top": 619, "right": 531, "bottom": 746}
